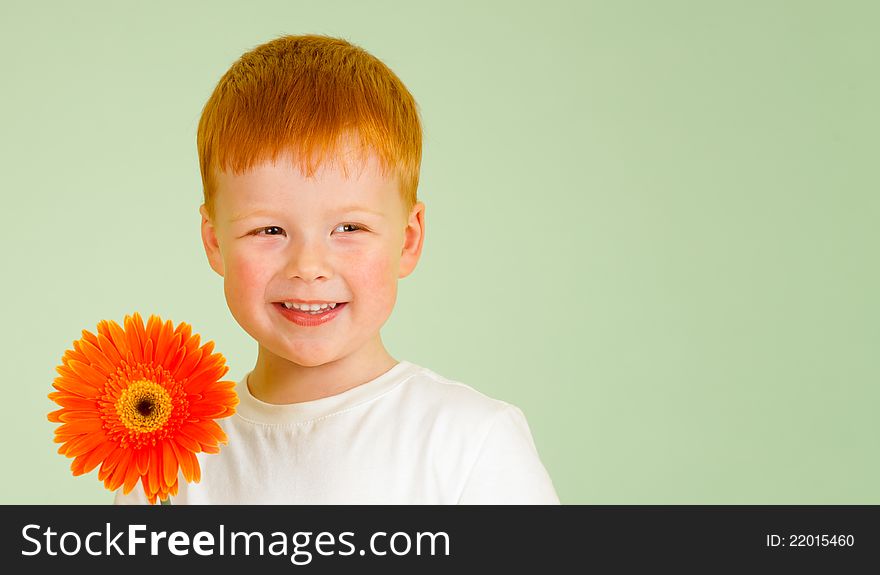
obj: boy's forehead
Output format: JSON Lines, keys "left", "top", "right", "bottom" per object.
{"left": 213, "top": 151, "right": 402, "bottom": 216}
{"left": 221, "top": 139, "right": 379, "bottom": 179}
{"left": 218, "top": 130, "right": 380, "bottom": 180}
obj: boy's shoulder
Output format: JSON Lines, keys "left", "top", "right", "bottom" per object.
{"left": 395, "top": 361, "right": 521, "bottom": 423}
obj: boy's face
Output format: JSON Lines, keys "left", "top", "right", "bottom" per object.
{"left": 199, "top": 150, "right": 424, "bottom": 369}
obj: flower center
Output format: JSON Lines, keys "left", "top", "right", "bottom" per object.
{"left": 136, "top": 398, "right": 155, "bottom": 417}
{"left": 116, "top": 380, "right": 173, "bottom": 434}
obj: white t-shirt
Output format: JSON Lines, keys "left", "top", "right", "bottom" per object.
{"left": 114, "top": 360, "right": 559, "bottom": 504}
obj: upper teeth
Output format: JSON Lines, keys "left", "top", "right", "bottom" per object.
{"left": 283, "top": 302, "right": 337, "bottom": 311}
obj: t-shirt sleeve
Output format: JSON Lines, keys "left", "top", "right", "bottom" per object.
{"left": 457, "top": 404, "right": 560, "bottom": 504}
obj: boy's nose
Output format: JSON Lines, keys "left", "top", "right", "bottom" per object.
{"left": 285, "top": 242, "right": 331, "bottom": 282}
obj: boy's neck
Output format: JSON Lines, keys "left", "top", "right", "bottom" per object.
{"left": 247, "top": 337, "right": 398, "bottom": 405}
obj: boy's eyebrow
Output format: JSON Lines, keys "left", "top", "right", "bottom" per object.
{"left": 229, "top": 206, "right": 386, "bottom": 222}
{"left": 334, "top": 205, "right": 386, "bottom": 218}
{"left": 229, "top": 210, "right": 276, "bottom": 223}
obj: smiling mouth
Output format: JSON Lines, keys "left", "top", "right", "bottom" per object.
{"left": 280, "top": 302, "right": 339, "bottom": 314}
{"left": 273, "top": 302, "right": 348, "bottom": 321}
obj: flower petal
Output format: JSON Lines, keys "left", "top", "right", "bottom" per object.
{"left": 183, "top": 333, "right": 201, "bottom": 355}
{"left": 80, "top": 329, "right": 100, "bottom": 348}
{"left": 55, "top": 363, "right": 78, "bottom": 379}
{"left": 99, "top": 446, "right": 127, "bottom": 481}
{"left": 160, "top": 333, "right": 182, "bottom": 368}
{"left": 188, "top": 451, "right": 201, "bottom": 483}
{"left": 147, "top": 444, "right": 161, "bottom": 496}
{"left": 140, "top": 476, "right": 153, "bottom": 503}
{"left": 125, "top": 315, "right": 144, "bottom": 363}
{"left": 170, "top": 441, "right": 194, "bottom": 483}
{"left": 52, "top": 376, "right": 99, "bottom": 398}
{"left": 107, "top": 319, "right": 131, "bottom": 359}
{"left": 173, "top": 348, "right": 203, "bottom": 381}
{"left": 70, "top": 454, "right": 89, "bottom": 476}
{"left": 145, "top": 315, "right": 163, "bottom": 350}
{"left": 135, "top": 447, "right": 150, "bottom": 475}
{"left": 97, "top": 333, "right": 123, "bottom": 367}
{"left": 178, "top": 422, "right": 217, "bottom": 447}
{"left": 185, "top": 362, "right": 230, "bottom": 395}
{"left": 58, "top": 433, "right": 92, "bottom": 456}
{"left": 188, "top": 402, "right": 228, "bottom": 419}
{"left": 57, "top": 410, "right": 102, "bottom": 423}
{"left": 122, "top": 458, "right": 141, "bottom": 494}
{"left": 80, "top": 440, "right": 118, "bottom": 475}
{"left": 172, "top": 430, "right": 202, "bottom": 453}
{"left": 162, "top": 441, "right": 178, "bottom": 487}
{"left": 62, "top": 348, "right": 90, "bottom": 366}
{"left": 166, "top": 346, "right": 186, "bottom": 375}
{"left": 132, "top": 312, "right": 147, "bottom": 343}
{"left": 174, "top": 322, "right": 192, "bottom": 345}
{"left": 200, "top": 389, "right": 239, "bottom": 405}
{"left": 56, "top": 419, "right": 104, "bottom": 437}
{"left": 96, "top": 319, "right": 113, "bottom": 342}
{"left": 199, "top": 340, "right": 215, "bottom": 357}
{"left": 201, "top": 419, "right": 228, "bottom": 443}
{"left": 143, "top": 337, "right": 154, "bottom": 364}
{"left": 154, "top": 320, "right": 175, "bottom": 366}
{"left": 77, "top": 339, "right": 116, "bottom": 376}
{"left": 49, "top": 394, "right": 98, "bottom": 410}
{"left": 105, "top": 448, "right": 133, "bottom": 491}
{"left": 67, "top": 360, "right": 109, "bottom": 391}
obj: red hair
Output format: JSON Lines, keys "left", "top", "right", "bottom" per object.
{"left": 197, "top": 34, "right": 422, "bottom": 219}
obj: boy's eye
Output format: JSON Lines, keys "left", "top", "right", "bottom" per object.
{"left": 254, "top": 226, "right": 285, "bottom": 236}
{"left": 252, "top": 224, "right": 363, "bottom": 236}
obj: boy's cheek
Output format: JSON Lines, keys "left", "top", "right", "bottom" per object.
{"left": 346, "top": 249, "right": 395, "bottom": 279}
{"left": 349, "top": 253, "right": 399, "bottom": 302}
{"left": 224, "top": 256, "right": 271, "bottom": 295}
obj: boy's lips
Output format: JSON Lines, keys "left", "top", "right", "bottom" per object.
{"left": 273, "top": 301, "right": 347, "bottom": 327}
{"left": 277, "top": 299, "right": 342, "bottom": 305}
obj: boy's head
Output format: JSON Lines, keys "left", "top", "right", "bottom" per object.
{"left": 197, "top": 34, "right": 425, "bottom": 369}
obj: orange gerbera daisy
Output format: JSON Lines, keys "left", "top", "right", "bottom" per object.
{"left": 48, "top": 312, "right": 238, "bottom": 504}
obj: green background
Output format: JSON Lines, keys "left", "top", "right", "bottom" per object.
{"left": 2, "top": 0, "right": 877, "bottom": 504}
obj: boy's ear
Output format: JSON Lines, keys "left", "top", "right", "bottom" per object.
{"left": 199, "top": 204, "right": 225, "bottom": 277}
{"left": 399, "top": 201, "right": 425, "bottom": 279}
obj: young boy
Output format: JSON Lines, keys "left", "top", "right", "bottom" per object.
{"left": 116, "top": 34, "right": 559, "bottom": 504}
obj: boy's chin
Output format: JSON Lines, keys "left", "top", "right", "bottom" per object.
{"left": 284, "top": 354, "right": 335, "bottom": 368}
{"left": 263, "top": 344, "right": 342, "bottom": 368}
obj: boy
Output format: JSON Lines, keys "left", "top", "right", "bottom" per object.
{"left": 116, "top": 34, "right": 558, "bottom": 504}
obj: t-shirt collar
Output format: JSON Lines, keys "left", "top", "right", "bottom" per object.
{"left": 232, "top": 360, "right": 419, "bottom": 425}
